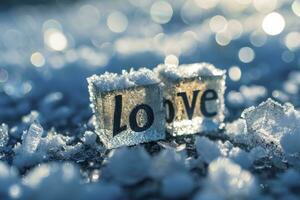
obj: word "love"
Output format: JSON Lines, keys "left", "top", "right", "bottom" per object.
{"left": 88, "top": 63, "right": 225, "bottom": 149}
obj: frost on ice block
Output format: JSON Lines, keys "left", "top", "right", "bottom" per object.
{"left": 87, "top": 68, "right": 165, "bottom": 149}
{"left": 155, "top": 63, "right": 226, "bottom": 136}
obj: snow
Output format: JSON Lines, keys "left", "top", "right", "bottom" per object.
{"left": 280, "top": 169, "right": 300, "bottom": 188}
{"left": 226, "top": 98, "right": 300, "bottom": 159}
{"left": 0, "top": 123, "right": 9, "bottom": 149}
{"left": 155, "top": 62, "right": 225, "bottom": 81}
{"left": 225, "top": 119, "right": 254, "bottom": 146}
{"left": 0, "top": 162, "right": 19, "bottom": 199}
{"left": 23, "top": 163, "right": 82, "bottom": 200}
{"left": 195, "top": 136, "right": 221, "bottom": 163}
{"left": 205, "top": 158, "right": 258, "bottom": 199}
{"left": 81, "top": 131, "right": 97, "bottom": 146}
{"left": 87, "top": 68, "right": 160, "bottom": 92}
{"left": 195, "top": 136, "right": 258, "bottom": 168}
{"left": 161, "top": 172, "right": 194, "bottom": 199}
{"left": 150, "top": 149, "right": 187, "bottom": 179}
{"left": 1, "top": 1, "right": 300, "bottom": 199}
{"left": 103, "top": 147, "right": 151, "bottom": 185}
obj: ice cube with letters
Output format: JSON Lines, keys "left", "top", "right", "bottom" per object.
{"left": 87, "top": 68, "right": 165, "bottom": 149}
{"left": 155, "top": 63, "right": 226, "bottom": 136}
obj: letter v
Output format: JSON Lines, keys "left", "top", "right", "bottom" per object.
{"left": 177, "top": 90, "right": 200, "bottom": 120}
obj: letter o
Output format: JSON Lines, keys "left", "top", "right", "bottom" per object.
{"left": 129, "top": 104, "right": 154, "bottom": 132}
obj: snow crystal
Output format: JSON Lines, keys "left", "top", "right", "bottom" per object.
{"left": 225, "top": 119, "right": 254, "bottom": 146}
{"left": 0, "top": 123, "right": 9, "bottom": 149}
{"left": 155, "top": 62, "right": 225, "bottom": 81}
{"left": 161, "top": 172, "right": 194, "bottom": 199}
{"left": 22, "top": 121, "right": 43, "bottom": 154}
{"left": 103, "top": 147, "right": 151, "bottom": 185}
{"left": 87, "top": 68, "right": 160, "bottom": 92}
{"left": 241, "top": 98, "right": 286, "bottom": 136}
{"left": 227, "top": 98, "right": 300, "bottom": 159}
{"left": 205, "top": 158, "right": 258, "bottom": 199}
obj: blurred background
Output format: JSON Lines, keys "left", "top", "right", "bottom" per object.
{"left": 0, "top": 0, "right": 300, "bottom": 133}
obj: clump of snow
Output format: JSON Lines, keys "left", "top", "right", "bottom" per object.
{"left": 0, "top": 123, "right": 9, "bottom": 149}
{"left": 150, "top": 149, "right": 188, "bottom": 179}
{"left": 23, "top": 162, "right": 82, "bottom": 200}
{"left": 0, "top": 161, "right": 20, "bottom": 199}
{"left": 13, "top": 122, "right": 94, "bottom": 169}
{"left": 87, "top": 68, "right": 160, "bottom": 92}
{"left": 195, "top": 136, "right": 221, "bottom": 163}
{"left": 280, "top": 169, "right": 300, "bottom": 188}
{"left": 202, "top": 158, "right": 258, "bottom": 199}
{"left": 155, "top": 63, "right": 225, "bottom": 81}
{"left": 161, "top": 172, "right": 194, "bottom": 199}
{"left": 81, "top": 131, "right": 97, "bottom": 146}
{"left": 103, "top": 147, "right": 151, "bottom": 185}
{"left": 80, "top": 183, "right": 124, "bottom": 200}
{"left": 195, "top": 136, "right": 259, "bottom": 168}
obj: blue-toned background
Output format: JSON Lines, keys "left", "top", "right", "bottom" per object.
{"left": 1, "top": 0, "right": 299, "bottom": 132}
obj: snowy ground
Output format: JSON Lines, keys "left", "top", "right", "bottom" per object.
{"left": 1, "top": 0, "right": 300, "bottom": 199}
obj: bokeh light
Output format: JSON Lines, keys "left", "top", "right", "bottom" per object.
{"left": 30, "top": 52, "right": 45, "bottom": 67}
{"left": 229, "top": 66, "right": 242, "bottom": 81}
{"left": 107, "top": 11, "right": 128, "bottom": 33}
{"left": 164, "top": 54, "right": 179, "bottom": 66}
{"left": 238, "top": 47, "right": 255, "bottom": 63}
{"left": 253, "top": 0, "right": 277, "bottom": 13}
{"left": 44, "top": 29, "right": 68, "bottom": 51}
{"left": 150, "top": 1, "right": 173, "bottom": 24}
{"left": 285, "top": 32, "right": 300, "bottom": 51}
{"left": 262, "top": 12, "right": 285, "bottom": 36}
{"left": 209, "top": 15, "right": 227, "bottom": 33}
{"left": 250, "top": 31, "right": 267, "bottom": 47}
{"left": 292, "top": 0, "right": 300, "bottom": 17}
{"left": 195, "top": 0, "right": 219, "bottom": 9}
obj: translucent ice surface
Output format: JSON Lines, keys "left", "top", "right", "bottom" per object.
{"left": 226, "top": 98, "right": 300, "bottom": 160}
{"left": 155, "top": 63, "right": 226, "bottom": 136}
{"left": 88, "top": 68, "right": 165, "bottom": 148}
